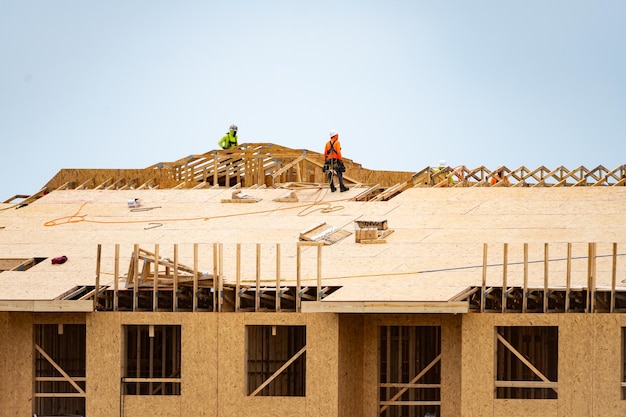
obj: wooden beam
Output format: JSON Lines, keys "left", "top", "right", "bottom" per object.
{"left": 301, "top": 301, "right": 468, "bottom": 313}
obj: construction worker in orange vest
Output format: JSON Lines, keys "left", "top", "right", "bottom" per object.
{"left": 323, "top": 130, "right": 349, "bottom": 192}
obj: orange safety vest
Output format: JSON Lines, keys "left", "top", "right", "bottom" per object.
{"left": 324, "top": 138, "right": 342, "bottom": 160}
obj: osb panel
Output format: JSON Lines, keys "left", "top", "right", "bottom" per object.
{"left": 338, "top": 315, "right": 364, "bottom": 417}
{"left": 441, "top": 315, "right": 462, "bottom": 417}
{"left": 591, "top": 315, "right": 623, "bottom": 417}
{"left": 123, "top": 396, "right": 181, "bottom": 417}
{"left": 0, "top": 312, "right": 8, "bottom": 416}
{"left": 242, "top": 311, "right": 307, "bottom": 325}
{"left": 182, "top": 314, "right": 218, "bottom": 417}
{"left": 305, "top": 313, "right": 340, "bottom": 417}
{"left": 31, "top": 312, "right": 86, "bottom": 324}
{"left": 4, "top": 313, "right": 33, "bottom": 417}
{"left": 119, "top": 311, "right": 186, "bottom": 325}
{"left": 491, "top": 313, "right": 558, "bottom": 327}
{"left": 558, "top": 315, "right": 594, "bottom": 417}
{"left": 362, "top": 316, "right": 380, "bottom": 417}
{"left": 493, "top": 399, "right": 557, "bottom": 416}
{"left": 86, "top": 312, "right": 122, "bottom": 417}
{"left": 460, "top": 314, "right": 494, "bottom": 417}
{"left": 214, "top": 314, "right": 245, "bottom": 416}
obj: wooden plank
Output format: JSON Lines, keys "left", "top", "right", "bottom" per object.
{"left": 502, "top": 243, "right": 508, "bottom": 313}
{"left": 35, "top": 344, "right": 86, "bottom": 395}
{"left": 276, "top": 243, "right": 281, "bottom": 312}
{"left": 236, "top": 243, "right": 241, "bottom": 312}
{"left": 543, "top": 243, "right": 550, "bottom": 313}
{"left": 611, "top": 242, "right": 617, "bottom": 313}
{"left": 256, "top": 243, "right": 261, "bottom": 312}
{"left": 114, "top": 244, "right": 119, "bottom": 311}
{"left": 481, "top": 243, "right": 487, "bottom": 313}
{"left": 300, "top": 301, "right": 469, "bottom": 313}
{"left": 249, "top": 345, "right": 306, "bottom": 397}
{"left": 173, "top": 244, "right": 179, "bottom": 312}
{"left": 94, "top": 244, "right": 101, "bottom": 311}
{"left": 153, "top": 244, "right": 159, "bottom": 311}
{"left": 193, "top": 243, "right": 198, "bottom": 312}
{"left": 379, "top": 353, "right": 442, "bottom": 413}
{"left": 496, "top": 333, "right": 556, "bottom": 390}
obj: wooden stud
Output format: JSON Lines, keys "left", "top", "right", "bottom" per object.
{"left": 316, "top": 244, "right": 322, "bottom": 301}
{"left": 522, "top": 243, "right": 528, "bottom": 313}
{"left": 543, "top": 243, "right": 550, "bottom": 313}
{"left": 114, "top": 244, "right": 119, "bottom": 312}
{"left": 173, "top": 244, "right": 179, "bottom": 312}
{"left": 133, "top": 244, "right": 139, "bottom": 312}
{"left": 565, "top": 243, "right": 572, "bottom": 312}
{"left": 213, "top": 243, "right": 218, "bottom": 312}
{"left": 502, "top": 243, "right": 508, "bottom": 313}
{"left": 153, "top": 244, "right": 159, "bottom": 312}
{"left": 94, "top": 244, "right": 101, "bottom": 311}
{"left": 256, "top": 243, "right": 261, "bottom": 312}
{"left": 276, "top": 243, "right": 281, "bottom": 312}
{"left": 236, "top": 243, "right": 241, "bottom": 312}
{"left": 213, "top": 154, "right": 218, "bottom": 185}
{"left": 296, "top": 243, "right": 302, "bottom": 312}
{"left": 611, "top": 242, "right": 617, "bottom": 313}
{"left": 481, "top": 243, "right": 487, "bottom": 313}
{"left": 590, "top": 242, "right": 597, "bottom": 312}
{"left": 193, "top": 243, "right": 198, "bottom": 312}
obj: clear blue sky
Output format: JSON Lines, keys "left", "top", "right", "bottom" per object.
{"left": 1, "top": 0, "right": 625, "bottom": 200}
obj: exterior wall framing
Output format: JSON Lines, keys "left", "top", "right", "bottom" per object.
{"left": 2, "top": 311, "right": 626, "bottom": 416}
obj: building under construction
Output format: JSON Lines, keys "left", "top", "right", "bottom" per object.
{"left": 1, "top": 143, "right": 626, "bottom": 417}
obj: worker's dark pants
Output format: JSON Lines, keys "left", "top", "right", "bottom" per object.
{"left": 326, "top": 162, "right": 347, "bottom": 191}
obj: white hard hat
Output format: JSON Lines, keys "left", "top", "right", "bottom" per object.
{"left": 329, "top": 129, "right": 338, "bottom": 138}
{"left": 438, "top": 159, "right": 447, "bottom": 167}
{"left": 229, "top": 124, "right": 238, "bottom": 132}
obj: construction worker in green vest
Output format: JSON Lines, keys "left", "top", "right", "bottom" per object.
{"left": 218, "top": 124, "right": 238, "bottom": 149}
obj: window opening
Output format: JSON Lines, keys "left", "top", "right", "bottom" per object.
{"left": 496, "top": 326, "right": 558, "bottom": 399}
{"left": 122, "top": 325, "right": 181, "bottom": 395}
{"left": 379, "top": 326, "right": 441, "bottom": 417}
{"left": 246, "top": 325, "right": 306, "bottom": 396}
{"left": 34, "top": 324, "right": 86, "bottom": 416}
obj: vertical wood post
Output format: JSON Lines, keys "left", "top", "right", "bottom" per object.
{"left": 565, "top": 243, "right": 572, "bottom": 312}
{"left": 193, "top": 243, "right": 198, "bottom": 312}
{"left": 543, "top": 243, "right": 550, "bottom": 313}
{"left": 589, "top": 242, "right": 597, "bottom": 312}
{"left": 94, "top": 244, "right": 101, "bottom": 311}
{"left": 213, "top": 243, "right": 219, "bottom": 312}
{"left": 501, "top": 243, "right": 508, "bottom": 313}
{"left": 256, "top": 243, "right": 261, "bottom": 312}
{"left": 611, "top": 242, "right": 617, "bottom": 313}
{"left": 153, "top": 244, "right": 159, "bottom": 312}
{"left": 296, "top": 243, "right": 302, "bottom": 312}
{"left": 114, "top": 244, "right": 119, "bottom": 312}
{"left": 236, "top": 243, "right": 241, "bottom": 312}
{"left": 133, "top": 244, "right": 139, "bottom": 312}
{"left": 317, "top": 244, "right": 322, "bottom": 301}
{"left": 276, "top": 243, "right": 281, "bottom": 312}
{"left": 522, "top": 243, "right": 528, "bottom": 313}
{"left": 481, "top": 243, "right": 487, "bottom": 313}
{"left": 213, "top": 153, "right": 219, "bottom": 185}
{"left": 173, "top": 244, "right": 179, "bottom": 312}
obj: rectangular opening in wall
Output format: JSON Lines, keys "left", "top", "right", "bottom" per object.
{"left": 246, "top": 325, "right": 306, "bottom": 396}
{"left": 496, "top": 326, "right": 558, "bottom": 399}
{"left": 379, "top": 326, "right": 441, "bottom": 417}
{"left": 122, "top": 324, "right": 181, "bottom": 395}
{"left": 34, "top": 323, "right": 86, "bottom": 417}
